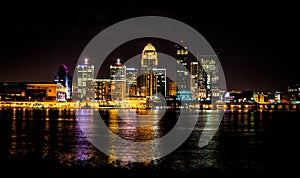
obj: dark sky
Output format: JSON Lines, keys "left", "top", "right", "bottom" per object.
{"left": 0, "top": 1, "right": 299, "bottom": 92}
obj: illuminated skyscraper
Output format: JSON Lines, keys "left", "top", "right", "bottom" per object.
{"left": 126, "top": 67, "right": 138, "bottom": 96}
{"left": 110, "top": 59, "right": 126, "bottom": 80}
{"left": 110, "top": 59, "right": 126, "bottom": 100}
{"left": 54, "top": 64, "right": 72, "bottom": 101}
{"left": 76, "top": 58, "right": 94, "bottom": 100}
{"left": 175, "top": 44, "right": 192, "bottom": 100}
{"left": 141, "top": 43, "right": 158, "bottom": 71}
{"left": 153, "top": 68, "right": 166, "bottom": 97}
{"left": 197, "top": 55, "right": 224, "bottom": 102}
{"left": 190, "top": 61, "right": 207, "bottom": 100}
{"left": 140, "top": 43, "right": 158, "bottom": 97}
{"left": 176, "top": 44, "right": 189, "bottom": 91}
{"left": 190, "top": 61, "right": 198, "bottom": 98}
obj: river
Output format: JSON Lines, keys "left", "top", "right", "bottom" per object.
{"left": 0, "top": 108, "right": 298, "bottom": 177}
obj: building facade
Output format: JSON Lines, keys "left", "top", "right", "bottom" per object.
{"left": 139, "top": 43, "right": 158, "bottom": 97}
{"left": 76, "top": 58, "right": 94, "bottom": 101}
{"left": 54, "top": 64, "right": 72, "bottom": 101}
{"left": 110, "top": 59, "right": 126, "bottom": 101}
{"left": 126, "top": 67, "right": 138, "bottom": 97}
{"left": 197, "top": 55, "right": 224, "bottom": 102}
{"left": 153, "top": 68, "right": 166, "bottom": 97}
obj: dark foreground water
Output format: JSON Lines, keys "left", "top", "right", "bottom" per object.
{"left": 0, "top": 108, "right": 299, "bottom": 177}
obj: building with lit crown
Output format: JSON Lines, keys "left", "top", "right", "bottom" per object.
{"left": 139, "top": 43, "right": 158, "bottom": 97}
{"left": 110, "top": 59, "right": 126, "bottom": 101}
{"left": 76, "top": 58, "right": 94, "bottom": 100}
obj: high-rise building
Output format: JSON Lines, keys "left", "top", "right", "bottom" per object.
{"left": 190, "top": 61, "right": 207, "bottom": 100}
{"left": 54, "top": 64, "right": 72, "bottom": 101}
{"left": 190, "top": 61, "right": 199, "bottom": 99}
{"left": 76, "top": 58, "right": 94, "bottom": 100}
{"left": 140, "top": 43, "right": 158, "bottom": 97}
{"left": 176, "top": 44, "right": 190, "bottom": 90}
{"left": 197, "top": 55, "right": 223, "bottom": 102}
{"left": 153, "top": 68, "right": 166, "bottom": 97}
{"left": 126, "top": 67, "right": 138, "bottom": 97}
{"left": 110, "top": 59, "right": 126, "bottom": 101}
{"left": 110, "top": 59, "right": 126, "bottom": 80}
{"left": 175, "top": 44, "right": 192, "bottom": 100}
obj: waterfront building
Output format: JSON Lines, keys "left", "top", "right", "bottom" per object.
{"left": 0, "top": 82, "right": 27, "bottom": 101}
{"left": 175, "top": 44, "right": 192, "bottom": 100}
{"left": 93, "top": 78, "right": 112, "bottom": 104}
{"left": 197, "top": 54, "right": 224, "bottom": 102}
{"left": 190, "top": 61, "right": 207, "bottom": 100}
{"left": 126, "top": 67, "right": 138, "bottom": 97}
{"left": 153, "top": 68, "right": 166, "bottom": 97}
{"left": 54, "top": 64, "right": 72, "bottom": 101}
{"left": 110, "top": 59, "right": 126, "bottom": 101}
{"left": 76, "top": 58, "right": 94, "bottom": 100}
{"left": 140, "top": 43, "right": 158, "bottom": 97}
{"left": 26, "top": 83, "right": 57, "bottom": 102}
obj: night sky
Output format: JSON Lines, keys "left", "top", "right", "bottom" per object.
{"left": 0, "top": 1, "right": 298, "bottom": 92}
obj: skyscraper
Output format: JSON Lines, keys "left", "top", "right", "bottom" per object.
{"left": 197, "top": 55, "right": 223, "bottom": 102}
{"left": 176, "top": 44, "right": 190, "bottom": 91}
{"left": 140, "top": 43, "right": 158, "bottom": 97}
{"left": 110, "top": 59, "right": 126, "bottom": 101}
{"left": 153, "top": 68, "right": 166, "bottom": 97}
{"left": 76, "top": 58, "right": 94, "bottom": 100}
{"left": 54, "top": 64, "right": 72, "bottom": 101}
{"left": 126, "top": 67, "right": 138, "bottom": 97}
{"left": 190, "top": 61, "right": 207, "bottom": 100}
{"left": 175, "top": 44, "right": 192, "bottom": 100}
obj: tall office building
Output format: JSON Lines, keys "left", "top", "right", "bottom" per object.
{"left": 54, "top": 64, "right": 72, "bottom": 101}
{"left": 153, "top": 68, "right": 166, "bottom": 97}
{"left": 176, "top": 44, "right": 190, "bottom": 91}
{"left": 110, "top": 59, "right": 126, "bottom": 100}
{"left": 190, "top": 61, "right": 198, "bottom": 99}
{"left": 76, "top": 58, "right": 94, "bottom": 100}
{"left": 110, "top": 59, "right": 126, "bottom": 80}
{"left": 175, "top": 44, "right": 192, "bottom": 100}
{"left": 126, "top": 67, "right": 138, "bottom": 97}
{"left": 140, "top": 43, "right": 158, "bottom": 97}
{"left": 190, "top": 61, "right": 207, "bottom": 100}
{"left": 198, "top": 55, "right": 223, "bottom": 102}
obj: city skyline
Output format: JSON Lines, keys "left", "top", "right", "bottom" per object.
{"left": 3, "top": 41, "right": 299, "bottom": 106}
{"left": 0, "top": 2, "right": 298, "bottom": 92}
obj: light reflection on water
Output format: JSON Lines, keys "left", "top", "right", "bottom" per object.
{"left": 0, "top": 108, "right": 276, "bottom": 173}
